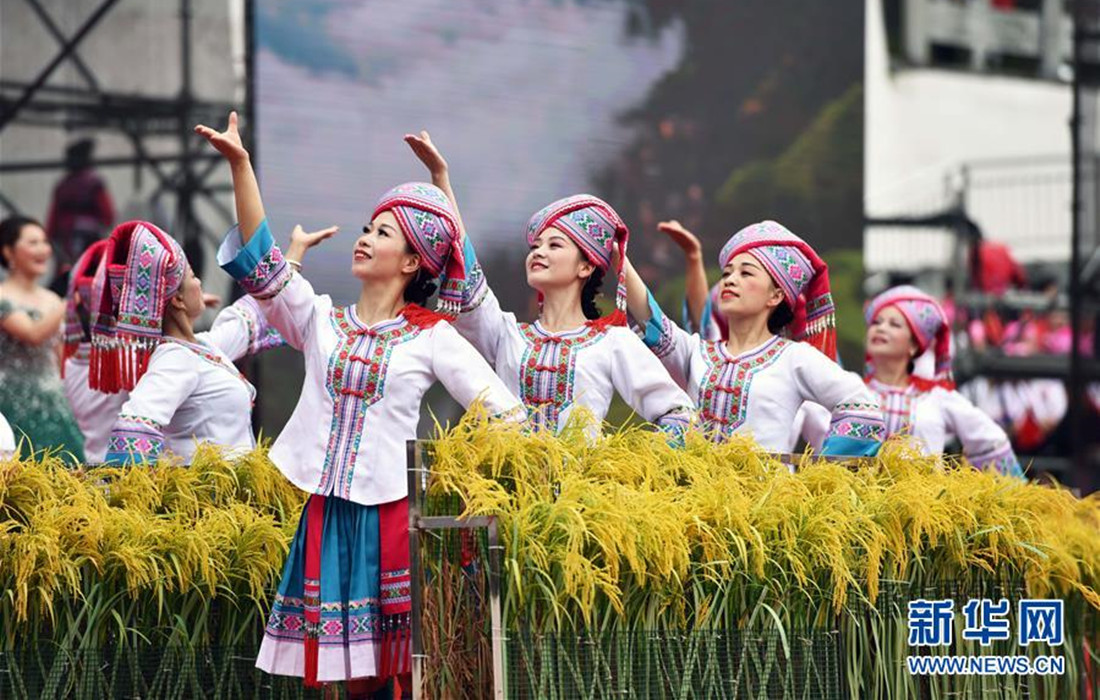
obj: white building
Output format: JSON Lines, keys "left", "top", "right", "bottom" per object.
{"left": 864, "top": 0, "right": 1073, "bottom": 273}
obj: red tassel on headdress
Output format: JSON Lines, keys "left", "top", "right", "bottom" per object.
{"left": 792, "top": 267, "right": 838, "bottom": 362}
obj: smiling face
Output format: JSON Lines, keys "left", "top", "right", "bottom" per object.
{"left": 1, "top": 222, "right": 52, "bottom": 278}
{"left": 867, "top": 304, "right": 919, "bottom": 362}
{"left": 525, "top": 226, "right": 594, "bottom": 292}
{"left": 716, "top": 252, "right": 784, "bottom": 322}
{"left": 352, "top": 210, "right": 422, "bottom": 282}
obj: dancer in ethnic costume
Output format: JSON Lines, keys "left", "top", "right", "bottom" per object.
{"left": 60, "top": 240, "right": 124, "bottom": 462}
{"left": 90, "top": 220, "right": 275, "bottom": 465}
{"left": 64, "top": 239, "right": 281, "bottom": 462}
{"left": 406, "top": 132, "right": 694, "bottom": 435}
{"left": 805, "top": 285, "right": 1022, "bottom": 475}
{"left": 199, "top": 114, "right": 524, "bottom": 697}
{"left": 624, "top": 220, "right": 886, "bottom": 455}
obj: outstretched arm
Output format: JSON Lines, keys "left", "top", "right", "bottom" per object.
{"left": 622, "top": 256, "right": 652, "bottom": 324}
{"left": 198, "top": 112, "right": 336, "bottom": 263}
{"left": 405, "top": 130, "right": 467, "bottom": 238}
{"left": 657, "top": 220, "right": 709, "bottom": 331}
{"left": 195, "top": 112, "right": 265, "bottom": 243}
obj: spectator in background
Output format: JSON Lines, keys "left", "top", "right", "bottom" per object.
{"left": 0, "top": 216, "right": 85, "bottom": 463}
{"left": 45, "top": 138, "right": 115, "bottom": 293}
{"left": 967, "top": 223, "right": 1027, "bottom": 296}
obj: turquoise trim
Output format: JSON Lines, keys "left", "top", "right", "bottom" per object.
{"left": 821, "top": 435, "right": 881, "bottom": 457}
{"left": 642, "top": 290, "right": 667, "bottom": 349}
{"left": 103, "top": 450, "right": 149, "bottom": 466}
{"left": 218, "top": 219, "right": 274, "bottom": 281}
{"left": 462, "top": 235, "right": 479, "bottom": 277}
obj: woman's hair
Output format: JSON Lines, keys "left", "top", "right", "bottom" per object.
{"left": 0, "top": 216, "right": 41, "bottom": 270}
{"left": 400, "top": 239, "right": 438, "bottom": 306}
{"left": 580, "top": 267, "right": 606, "bottom": 320}
{"left": 403, "top": 268, "right": 438, "bottom": 306}
{"left": 766, "top": 300, "right": 794, "bottom": 335}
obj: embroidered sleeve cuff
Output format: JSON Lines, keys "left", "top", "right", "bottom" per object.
{"left": 642, "top": 290, "right": 677, "bottom": 358}
{"left": 679, "top": 295, "right": 713, "bottom": 337}
{"left": 104, "top": 414, "right": 165, "bottom": 465}
{"left": 655, "top": 407, "right": 693, "bottom": 447}
{"left": 229, "top": 296, "right": 286, "bottom": 355}
{"left": 490, "top": 403, "right": 529, "bottom": 425}
{"left": 460, "top": 236, "right": 489, "bottom": 313}
{"left": 217, "top": 219, "right": 292, "bottom": 299}
{"left": 969, "top": 442, "right": 1025, "bottom": 478}
{"left": 822, "top": 402, "right": 885, "bottom": 457}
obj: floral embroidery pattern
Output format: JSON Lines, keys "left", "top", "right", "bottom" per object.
{"left": 316, "top": 307, "right": 421, "bottom": 499}
{"left": 825, "top": 397, "right": 887, "bottom": 448}
{"left": 461, "top": 259, "right": 489, "bottom": 312}
{"left": 517, "top": 323, "right": 606, "bottom": 431}
{"left": 969, "top": 442, "right": 1023, "bottom": 477}
{"left": 265, "top": 591, "right": 381, "bottom": 644}
{"left": 380, "top": 568, "right": 411, "bottom": 608}
{"left": 107, "top": 413, "right": 165, "bottom": 461}
{"left": 651, "top": 314, "right": 680, "bottom": 360}
{"left": 870, "top": 381, "right": 917, "bottom": 438}
{"left": 698, "top": 337, "right": 789, "bottom": 440}
{"left": 242, "top": 243, "right": 292, "bottom": 300}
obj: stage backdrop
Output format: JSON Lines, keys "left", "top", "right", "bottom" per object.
{"left": 254, "top": 0, "right": 865, "bottom": 435}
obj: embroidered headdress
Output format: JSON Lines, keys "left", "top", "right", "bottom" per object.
{"left": 90, "top": 221, "right": 187, "bottom": 392}
{"left": 718, "top": 220, "right": 836, "bottom": 360}
{"left": 865, "top": 285, "right": 953, "bottom": 388}
{"left": 371, "top": 182, "right": 464, "bottom": 318}
{"left": 63, "top": 239, "right": 109, "bottom": 365}
{"left": 525, "top": 194, "right": 629, "bottom": 327}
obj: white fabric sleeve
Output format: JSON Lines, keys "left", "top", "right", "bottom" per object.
{"left": 431, "top": 322, "right": 526, "bottom": 421}
{"left": 105, "top": 346, "right": 199, "bottom": 462}
{"left": 608, "top": 328, "right": 695, "bottom": 428}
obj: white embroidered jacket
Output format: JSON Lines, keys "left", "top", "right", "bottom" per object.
{"left": 218, "top": 220, "right": 525, "bottom": 506}
{"left": 103, "top": 296, "right": 280, "bottom": 465}
{"left": 641, "top": 293, "right": 885, "bottom": 455}
{"left": 457, "top": 238, "right": 695, "bottom": 434}
{"left": 86, "top": 296, "right": 279, "bottom": 463}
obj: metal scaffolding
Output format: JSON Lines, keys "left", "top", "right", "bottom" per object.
{"left": 0, "top": 0, "right": 250, "bottom": 278}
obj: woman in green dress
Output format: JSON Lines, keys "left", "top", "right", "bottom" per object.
{"left": 0, "top": 216, "right": 85, "bottom": 463}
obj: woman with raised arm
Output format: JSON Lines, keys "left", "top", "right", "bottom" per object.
{"left": 624, "top": 219, "right": 885, "bottom": 456}
{"left": 806, "top": 285, "right": 1022, "bottom": 474}
{"left": 0, "top": 216, "right": 84, "bottom": 461}
{"left": 198, "top": 114, "right": 524, "bottom": 697}
{"left": 405, "top": 131, "right": 694, "bottom": 437}
{"left": 89, "top": 216, "right": 282, "bottom": 466}
{"left": 63, "top": 238, "right": 281, "bottom": 463}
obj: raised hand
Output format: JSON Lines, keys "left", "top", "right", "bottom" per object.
{"left": 202, "top": 293, "right": 222, "bottom": 309}
{"left": 404, "top": 130, "right": 448, "bottom": 180}
{"left": 286, "top": 224, "right": 339, "bottom": 265}
{"left": 290, "top": 225, "right": 339, "bottom": 250}
{"left": 657, "top": 220, "right": 702, "bottom": 258}
{"left": 194, "top": 111, "right": 249, "bottom": 164}
{"left": 404, "top": 130, "right": 467, "bottom": 238}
